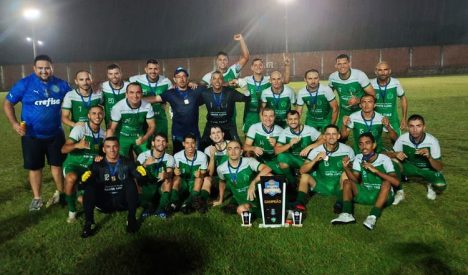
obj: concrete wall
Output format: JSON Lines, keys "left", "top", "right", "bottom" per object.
{"left": 2, "top": 44, "right": 468, "bottom": 90}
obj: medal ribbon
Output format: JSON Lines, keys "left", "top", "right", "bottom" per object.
{"left": 184, "top": 152, "right": 197, "bottom": 180}
{"left": 78, "top": 89, "right": 92, "bottom": 109}
{"left": 361, "top": 111, "right": 375, "bottom": 133}
{"left": 212, "top": 91, "right": 224, "bottom": 108}
{"left": 378, "top": 79, "right": 389, "bottom": 103}
{"left": 227, "top": 157, "right": 242, "bottom": 184}
{"left": 106, "top": 159, "right": 121, "bottom": 177}
{"left": 409, "top": 133, "right": 426, "bottom": 149}
{"left": 146, "top": 75, "right": 158, "bottom": 96}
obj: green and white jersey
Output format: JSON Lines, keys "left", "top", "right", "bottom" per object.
{"left": 64, "top": 123, "right": 105, "bottom": 165}
{"left": 129, "top": 74, "right": 172, "bottom": 120}
{"left": 204, "top": 142, "right": 229, "bottom": 167}
{"left": 277, "top": 125, "right": 321, "bottom": 156}
{"left": 347, "top": 111, "right": 389, "bottom": 152}
{"left": 352, "top": 153, "right": 395, "bottom": 191}
{"left": 174, "top": 150, "right": 208, "bottom": 181}
{"left": 110, "top": 98, "right": 155, "bottom": 137}
{"left": 308, "top": 143, "right": 355, "bottom": 179}
{"left": 62, "top": 89, "right": 103, "bottom": 123}
{"left": 101, "top": 81, "right": 130, "bottom": 125}
{"left": 297, "top": 85, "right": 335, "bottom": 122}
{"left": 261, "top": 85, "right": 296, "bottom": 124}
{"left": 246, "top": 122, "right": 283, "bottom": 159}
{"left": 239, "top": 75, "right": 271, "bottom": 114}
{"left": 370, "top": 77, "right": 404, "bottom": 120}
{"left": 393, "top": 132, "right": 441, "bottom": 170}
{"left": 328, "top": 68, "right": 371, "bottom": 113}
{"left": 137, "top": 150, "right": 175, "bottom": 181}
{"left": 202, "top": 63, "right": 241, "bottom": 86}
{"left": 217, "top": 157, "right": 261, "bottom": 201}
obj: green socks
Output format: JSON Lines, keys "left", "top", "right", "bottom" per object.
{"left": 66, "top": 192, "right": 77, "bottom": 212}
{"left": 370, "top": 207, "right": 382, "bottom": 218}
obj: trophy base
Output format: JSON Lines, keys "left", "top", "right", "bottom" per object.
{"left": 241, "top": 224, "right": 252, "bottom": 227}
{"left": 292, "top": 224, "right": 303, "bottom": 227}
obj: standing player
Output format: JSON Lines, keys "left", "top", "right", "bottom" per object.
{"left": 61, "top": 105, "right": 105, "bottom": 223}
{"left": 387, "top": 114, "right": 445, "bottom": 201}
{"left": 200, "top": 71, "right": 250, "bottom": 149}
{"left": 244, "top": 108, "right": 284, "bottom": 175}
{"left": 235, "top": 56, "right": 291, "bottom": 133}
{"left": 201, "top": 34, "right": 250, "bottom": 86}
{"left": 371, "top": 61, "right": 408, "bottom": 136}
{"left": 261, "top": 71, "right": 296, "bottom": 128}
{"left": 79, "top": 137, "right": 147, "bottom": 238}
{"left": 107, "top": 83, "right": 156, "bottom": 157}
{"left": 217, "top": 140, "right": 272, "bottom": 216}
{"left": 341, "top": 94, "right": 397, "bottom": 153}
{"left": 328, "top": 54, "right": 375, "bottom": 129}
{"left": 137, "top": 133, "right": 175, "bottom": 218}
{"left": 293, "top": 125, "right": 355, "bottom": 212}
{"left": 129, "top": 59, "right": 172, "bottom": 136}
{"left": 331, "top": 133, "right": 400, "bottom": 230}
{"left": 296, "top": 69, "right": 338, "bottom": 132}
{"left": 171, "top": 134, "right": 210, "bottom": 213}
{"left": 101, "top": 64, "right": 129, "bottom": 128}
{"left": 4, "top": 55, "right": 71, "bottom": 211}
{"left": 62, "top": 70, "right": 102, "bottom": 128}
{"left": 275, "top": 110, "right": 323, "bottom": 185}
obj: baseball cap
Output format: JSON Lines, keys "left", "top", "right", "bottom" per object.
{"left": 174, "top": 66, "right": 189, "bottom": 77}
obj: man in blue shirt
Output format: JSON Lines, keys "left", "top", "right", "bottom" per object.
{"left": 3, "top": 55, "right": 71, "bottom": 211}
{"left": 153, "top": 67, "right": 204, "bottom": 154}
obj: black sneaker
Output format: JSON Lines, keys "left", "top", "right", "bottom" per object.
{"left": 81, "top": 222, "right": 96, "bottom": 238}
{"left": 192, "top": 196, "right": 203, "bottom": 211}
{"left": 165, "top": 203, "right": 178, "bottom": 214}
{"left": 180, "top": 203, "right": 194, "bottom": 215}
{"left": 221, "top": 203, "right": 238, "bottom": 214}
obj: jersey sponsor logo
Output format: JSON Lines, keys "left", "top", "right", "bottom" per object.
{"left": 34, "top": 98, "right": 61, "bottom": 107}
{"left": 263, "top": 179, "right": 281, "bottom": 196}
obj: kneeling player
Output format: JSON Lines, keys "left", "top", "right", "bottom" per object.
{"left": 217, "top": 141, "right": 272, "bottom": 217}
{"left": 387, "top": 114, "right": 446, "bottom": 201}
{"left": 331, "top": 133, "right": 400, "bottom": 230}
{"left": 61, "top": 105, "right": 105, "bottom": 223}
{"left": 293, "top": 125, "right": 355, "bottom": 212}
{"left": 137, "top": 133, "right": 174, "bottom": 218}
{"left": 80, "top": 137, "right": 147, "bottom": 238}
{"left": 172, "top": 134, "right": 210, "bottom": 213}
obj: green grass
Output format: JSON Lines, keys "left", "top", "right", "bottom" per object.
{"left": 0, "top": 75, "right": 467, "bottom": 274}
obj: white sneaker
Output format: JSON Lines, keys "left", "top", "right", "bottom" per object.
{"left": 393, "top": 190, "right": 405, "bottom": 205}
{"left": 427, "top": 184, "right": 436, "bottom": 200}
{"left": 67, "top": 211, "right": 77, "bottom": 223}
{"left": 331, "top": 213, "right": 356, "bottom": 225}
{"left": 363, "top": 215, "right": 377, "bottom": 230}
{"left": 46, "top": 190, "right": 60, "bottom": 208}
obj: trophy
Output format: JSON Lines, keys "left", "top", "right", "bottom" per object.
{"left": 241, "top": 211, "right": 252, "bottom": 227}
{"left": 292, "top": 211, "right": 303, "bottom": 227}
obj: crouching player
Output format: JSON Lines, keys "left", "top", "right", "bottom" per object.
{"left": 331, "top": 133, "right": 400, "bottom": 230}
{"left": 217, "top": 141, "right": 272, "bottom": 217}
{"left": 61, "top": 105, "right": 105, "bottom": 223}
{"left": 172, "top": 134, "right": 210, "bottom": 214}
{"left": 293, "top": 125, "right": 355, "bottom": 212}
{"left": 80, "top": 137, "right": 147, "bottom": 238}
{"left": 137, "top": 133, "right": 175, "bottom": 218}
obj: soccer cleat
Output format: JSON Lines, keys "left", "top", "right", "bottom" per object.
{"left": 180, "top": 203, "right": 194, "bottom": 215}
{"left": 154, "top": 210, "right": 168, "bottom": 219}
{"left": 140, "top": 209, "right": 152, "bottom": 220}
{"left": 126, "top": 219, "right": 139, "bottom": 234}
{"left": 29, "top": 198, "right": 43, "bottom": 211}
{"left": 331, "top": 213, "right": 356, "bottom": 225}
{"left": 67, "top": 211, "right": 77, "bottom": 223}
{"left": 363, "top": 215, "right": 377, "bottom": 230}
{"left": 81, "top": 223, "right": 96, "bottom": 238}
{"left": 393, "top": 190, "right": 405, "bottom": 205}
{"left": 427, "top": 184, "right": 436, "bottom": 200}
{"left": 46, "top": 190, "right": 60, "bottom": 208}
{"left": 165, "top": 203, "right": 178, "bottom": 214}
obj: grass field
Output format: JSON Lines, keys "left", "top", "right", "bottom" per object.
{"left": 0, "top": 75, "right": 467, "bottom": 274}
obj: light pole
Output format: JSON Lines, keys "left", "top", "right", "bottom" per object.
{"left": 278, "top": 0, "right": 294, "bottom": 53}
{"left": 23, "top": 8, "right": 41, "bottom": 58}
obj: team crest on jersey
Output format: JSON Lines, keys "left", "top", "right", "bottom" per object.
{"left": 281, "top": 102, "right": 287, "bottom": 107}
{"left": 263, "top": 179, "right": 281, "bottom": 196}
{"left": 387, "top": 93, "right": 394, "bottom": 99}
{"left": 349, "top": 87, "right": 356, "bottom": 93}
{"left": 51, "top": 85, "right": 60, "bottom": 93}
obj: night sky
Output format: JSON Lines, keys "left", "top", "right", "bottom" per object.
{"left": 0, "top": 0, "right": 467, "bottom": 64}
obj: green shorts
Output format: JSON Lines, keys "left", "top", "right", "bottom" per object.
{"left": 311, "top": 173, "right": 340, "bottom": 196}
{"left": 402, "top": 162, "right": 446, "bottom": 192}
{"left": 305, "top": 118, "right": 331, "bottom": 133}
{"left": 243, "top": 112, "right": 260, "bottom": 133}
{"left": 154, "top": 117, "right": 168, "bottom": 137}
{"left": 277, "top": 152, "right": 306, "bottom": 169}
{"left": 140, "top": 183, "right": 162, "bottom": 205}
{"left": 388, "top": 117, "right": 401, "bottom": 136}
{"left": 63, "top": 161, "right": 90, "bottom": 177}
{"left": 354, "top": 184, "right": 394, "bottom": 206}
{"left": 119, "top": 135, "right": 148, "bottom": 157}
{"left": 259, "top": 157, "right": 283, "bottom": 175}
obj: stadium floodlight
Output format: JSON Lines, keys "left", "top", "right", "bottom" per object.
{"left": 22, "top": 8, "right": 41, "bottom": 58}
{"left": 37, "top": 40, "right": 44, "bottom": 46}
{"left": 277, "top": 0, "right": 294, "bottom": 53}
{"left": 26, "top": 37, "right": 32, "bottom": 42}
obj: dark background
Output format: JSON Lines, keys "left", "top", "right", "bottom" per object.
{"left": 1, "top": 0, "right": 467, "bottom": 64}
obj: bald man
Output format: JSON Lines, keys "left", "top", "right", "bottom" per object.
{"left": 370, "top": 61, "right": 408, "bottom": 136}
{"left": 261, "top": 71, "right": 296, "bottom": 128}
